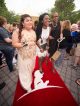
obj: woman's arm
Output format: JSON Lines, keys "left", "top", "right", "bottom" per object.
{"left": 4, "top": 38, "right": 12, "bottom": 43}
{"left": 60, "top": 21, "right": 63, "bottom": 39}
{"left": 12, "top": 30, "right": 23, "bottom": 48}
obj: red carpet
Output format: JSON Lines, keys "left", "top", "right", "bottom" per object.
{"left": 13, "top": 57, "right": 78, "bottom": 106}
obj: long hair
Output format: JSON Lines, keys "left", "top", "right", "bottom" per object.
{"left": 36, "top": 13, "right": 49, "bottom": 41}
{"left": 62, "top": 20, "right": 71, "bottom": 31}
{"left": 18, "top": 14, "right": 31, "bottom": 41}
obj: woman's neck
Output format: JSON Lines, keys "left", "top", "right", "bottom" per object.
{"left": 42, "top": 25, "right": 47, "bottom": 29}
{"left": 23, "top": 28, "right": 32, "bottom": 32}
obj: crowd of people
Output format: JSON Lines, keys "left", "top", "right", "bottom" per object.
{"left": 0, "top": 12, "right": 80, "bottom": 90}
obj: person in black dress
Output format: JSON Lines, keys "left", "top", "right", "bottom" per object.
{"left": 48, "top": 12, "right": 63, "bottom": 58}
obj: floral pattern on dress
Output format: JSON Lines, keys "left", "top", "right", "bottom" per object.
{"left": 18, "top": 31, "right": 36, "bottom": 59}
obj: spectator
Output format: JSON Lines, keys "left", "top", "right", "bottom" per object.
{"left": 71, "top": 23, "right": 80, "bottom": 69}
{"left": 12, "top": 22, "right": 18, "bottom": 31}
{"left": 6, "top": 24, "right": 13, "bottom": 35}
{"left": 0, "top": 16, "right": 14, "bottom": 72}
{"left": 62, "top": 20, "right": 72, "bottom": 59}
{"left": 48, "top": 12, "right": 63, "bottom": 58}
{"left": 34, "top": 20, "right": 38, "bottom": 31}
{"left": 77, "top": 21, "right": 80, "bottom": 31}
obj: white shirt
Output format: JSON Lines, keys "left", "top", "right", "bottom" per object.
{"left": 41, "top": 27, "right": 50, "bottom": 44}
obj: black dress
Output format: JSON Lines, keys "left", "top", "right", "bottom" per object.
{"left": 62, "top": 29, "right": 73, "bottom": 54}
{"left": 48, "top": 21, "right": 61, "bottom": 57}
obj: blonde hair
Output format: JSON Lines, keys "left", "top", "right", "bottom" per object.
{"left": 6, "top": 24, "right": 13, "bottom": 32}
{"left": 62, "top": 20, "right": 71, "bottom": 30}
{"left": 77, "top": 21, "right": 80, "bottom": 25}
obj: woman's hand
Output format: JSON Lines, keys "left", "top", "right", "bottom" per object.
{"left": 49, "top": 36, "right": 54, "bottom": 40}
{"left": 40, "top": 48, "right": 44, "bottom": 53}
{"left": 60, "top": 33, "right": 63, "bottom": 39}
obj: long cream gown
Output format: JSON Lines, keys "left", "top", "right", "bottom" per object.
{"left": 17, "top": 30, "right": 36, "bottom": 92}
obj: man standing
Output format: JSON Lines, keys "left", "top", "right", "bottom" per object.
{"left": 49, "top": 12, "right": 63, "bottom": 57}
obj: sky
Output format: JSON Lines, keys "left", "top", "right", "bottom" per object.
{"left": 5, "top": 0, "right": 80, "bottom": 16}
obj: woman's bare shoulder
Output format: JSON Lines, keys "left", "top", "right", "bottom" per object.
{"left": 12, "top": 28, "right": 19, "bottom": 39}
{"left": 14, "top": 28, "right": 19, "bottom": 33}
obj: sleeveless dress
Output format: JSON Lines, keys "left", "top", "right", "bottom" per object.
{"left": 17, "top": 31, "right": 36, "bottom": 92}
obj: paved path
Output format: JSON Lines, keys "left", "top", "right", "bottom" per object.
{"left": 0, "top": 50, "right": 80, "bottom": 106}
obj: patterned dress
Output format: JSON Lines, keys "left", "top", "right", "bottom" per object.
{"left": 17, "top": 30, "right": 36, "bottom": 92}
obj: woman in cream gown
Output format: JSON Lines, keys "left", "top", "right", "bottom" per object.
{"left": 12, "top": 14, "right": 36, "bottom": 92}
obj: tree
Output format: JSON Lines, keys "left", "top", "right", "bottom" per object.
{"left": 50, "top": 0, "right": 80, "bottom": 23}
{"left": 0, "top": 0, "right": 20, "bottom": 23}
{"left": 5, "top": 11, "right": 20, "bottom": 24}
{"left": 0, "top": 0, "right": 8, "bottom": 16}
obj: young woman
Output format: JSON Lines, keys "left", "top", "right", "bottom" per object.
{"left": 62, "top": 20, "right": 72, "bottom": 59}
{"left": 36, "top": 13, "right": 51, "bottom": 71}
{"left": 12, "top": 14, "right": 36, "bottom": 92}
{"left": 36, "top": 13, "right": 50, "bottom": 42}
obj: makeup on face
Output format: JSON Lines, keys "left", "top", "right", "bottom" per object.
{"left": 43, "top": 15, "right": 50, "bottom": 27}
{"left": 23, "top": 17, "right": 33, "bottom": 30}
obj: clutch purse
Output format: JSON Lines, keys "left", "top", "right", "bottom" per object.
{"left": 40, "top": 43, "right": 48, "bottom": 50}
{"left": 51, "top": 50, "right": 61, "bottom": 61}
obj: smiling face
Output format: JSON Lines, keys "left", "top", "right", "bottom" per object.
{"left": 22, "top": 16, "right": 33, "bottom": 30}
{"left": 43, "top": 15, "right": 50, "bottom": 27}
{"left": 52, "top": 12, "right": 59, "bottom": 23}
{"left": 71, "top": 24, "right": 78, "bottom": 31}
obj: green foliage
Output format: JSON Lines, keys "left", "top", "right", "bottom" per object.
{"left": 0, "top": 0, "right": 20, "bottom": 23}
{"left": 5, "top": 11, "right": 20, "bottom": 24}
{"left": 50, "top": 0, "right": 80, "bottom": 23}
{"left": 0, "top": 0, "right": 8, "bottom": 16}
{"left": 55, "top": 0, "right": 75, "bottom": 12}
